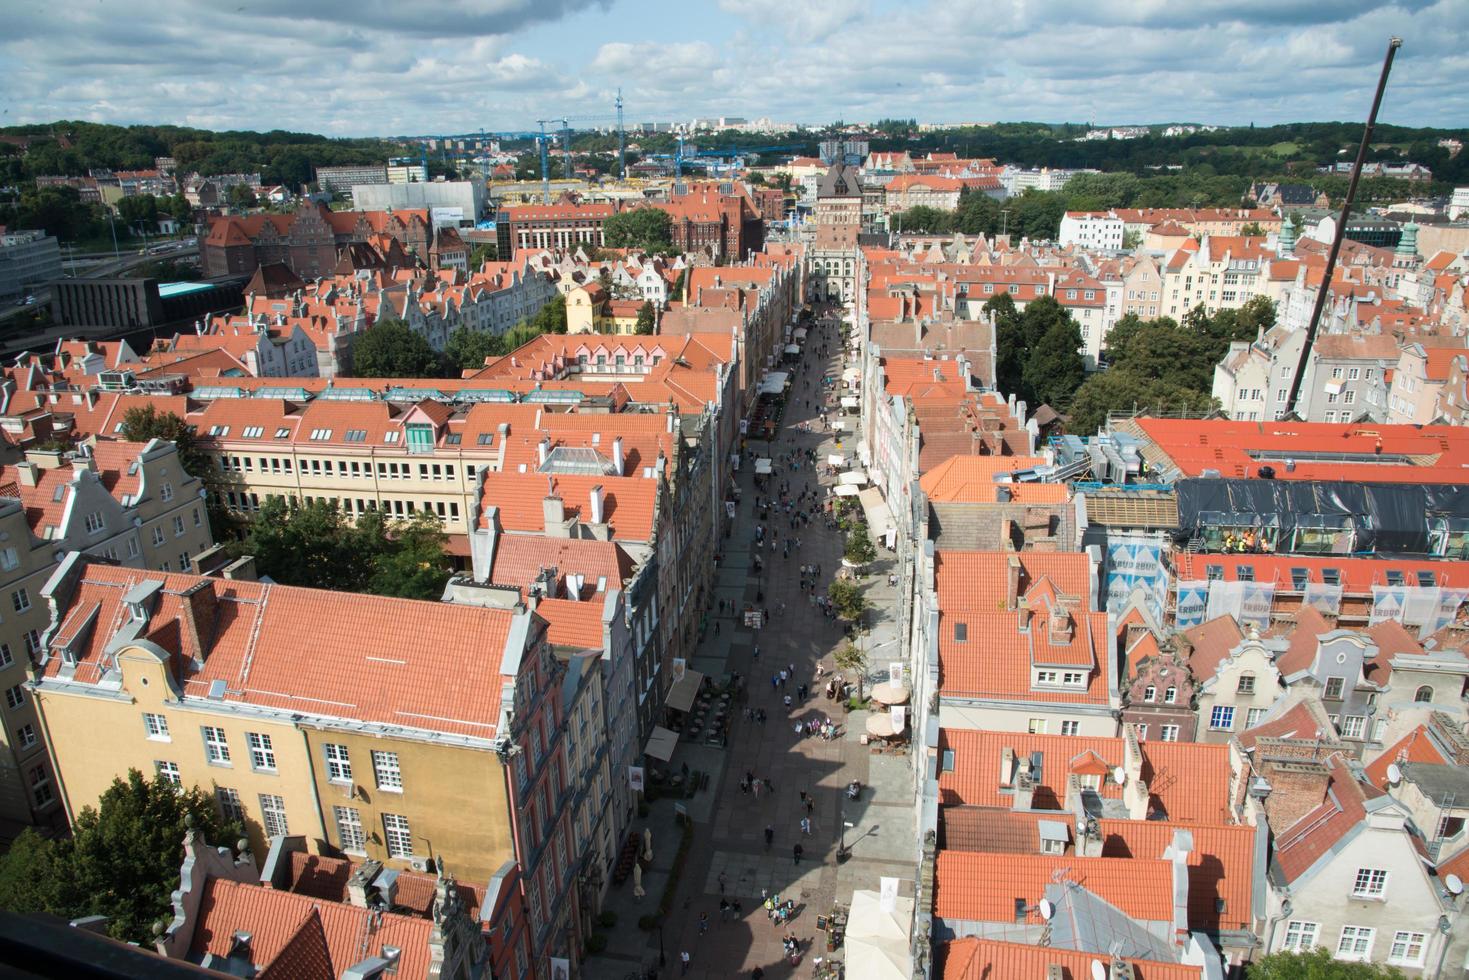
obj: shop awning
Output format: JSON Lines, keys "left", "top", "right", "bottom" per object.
{"left": 644, "top": 725, "right": 680, "bottom": 762}
{"left": 754, "top": 457, "right": 774, "bottom": 475}
{"left": 794, "top": 328, "right": 808, "bottom": 340}
{"left": 845, "top": 890, "right": 915, "bottom": 980}
{"left": 858, "top": 487, "right": 896, "bottom": 537}
{"left": 784, "top": 344, "right": 801, "bottom": 355}
{"left": 870, "top": 681, "right": 911, "bottom": 705}
{"left": 665, "top": 669, "right": 705, "bottom": 713}
{"left": 839, "top": 471, "right": 868, "bottom": 486}
{"left": 842, "top": 367, "right": 861, "bottom": 382}
{"left": 827, "top": 454, "right": 849, "bottom": 467}
{"left": 841, "top": 396, "right": 860, "bottom": 409}
{"left": 757, "top": 371, "right": 790, "bottom": 396}
{"left": 834, "top": 484, "right": 861, "bottom": 497}
{"left": 833, "top": 418, "right": 854, "bottom": 431}
{"left": 866, "top": 713, "right": 905, "bottom": 737}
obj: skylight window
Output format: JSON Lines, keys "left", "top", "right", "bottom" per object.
{"left": 344, "top": 429, "right": 368, "bottom": 442}
{"left": 1386, "top": 570, "right": 1404, "bottom": 587}
{"left": 208, "top": 425, "right": 229, "bottom": 436}
{"left": 274, "top": 427, "right": 291, "bottom": 438}
{"left": 383, "top": 432, "right": 400, "bottom": 444}
{"left": 242, "top": 426, "right": 264, "bottom": 438}
{"left": 309, "top": 428, "right": 333, "bottom": 441}
{"left": 1417, "top": 571, "right": 1437, "bottom": 588}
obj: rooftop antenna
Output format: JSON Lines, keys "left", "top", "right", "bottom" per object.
{"left": 1284, "top": 37, "right": 1402, "bottom": 417}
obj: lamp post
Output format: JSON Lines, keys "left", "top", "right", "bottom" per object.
{"left": 656, "top": 922, "right": 666, "bottom": 967}
{"left": 838, "top": 816, "right": 856, "bottom": 861}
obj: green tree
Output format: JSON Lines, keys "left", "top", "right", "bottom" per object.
{"left": 828, "top": 579, "right": 866, "bottom": 621}
{"left": 468, "top": 242, "right": 497, "bottom": 270}
{"left": 367, "top": 511, "right": 453, "bottom": 600}
{"left": 240, "top": 497, "right": 381, "bottom": 592}
{"left": 530, "top": 293, "right": 568, "bottom": 335}
{"left": 349, "top": 319, "right": 444, "bottom": 378}
{"left": 1247, "top": 947, "right": 1406, "bottom": 979}
{"left": 635, "top": 300, "right": 656, "bottom": 335}
{"left": 118, "top": 404, "right": 210, "bottom": 481}
{"left": 984, "top": 292, "right": 1026, "bottom": 400}
{"left": 601, "top": 207, "right": 673, "bottom": 253}
{"left": 226, "top": 183, "right": 257, "bottom": 210}
{"left": 844, "top": 526, "right": 877, "bottom": 566}
{"left": 1023, "top": 316, "right": 1086, "bottom": 408}
{"left": 1240, "top": 221, "right": 1264, "bottom": 236}
{"left": 893, "top": 206, "right": 954, "bottom": 233}
{"left": 1122, "top": 229, "right": 1143, "bottom": 250}
{"left": 954, "top": 191, "right": 1000, "bottom": 236}
{"left": 833, "top": 640, "right": 869, "bottom": 701}
{"left": 0, "top": 771, "right": 243, "bottom": 944}
{"left": 0, "top": 184, "right": 104, "bottom": 240}
{"left": 444, "top": 327, "right": 504, "bottom": 373}
{"left": 671, "top": 267, "right": 689, "bottom": 302}
{"left": 115, "top": 193, "right": 159, "bottom": 232}
{"left": 1067, "top": 368, "right": 1218, "bottom": 435}
{"left": 1107, "top": 319, "right": 1219, "bottom": 391}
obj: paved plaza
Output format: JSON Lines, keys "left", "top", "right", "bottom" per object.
{"left": 591, "top": 310, "right": 917, "bottom": 978}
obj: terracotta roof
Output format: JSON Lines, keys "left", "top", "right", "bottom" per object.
{"left": 1363, "top": 725, "right": 1450, "bottom": 790}
{"left": 489, "top": 535, "right": 633, "bottom": 598}
{"left": 1234, "top": 700, "right": 1333, "bottom": 753}
{"left": 1098, "top": 819, "right": 1255, "bottom": 931}
{"left": 535, "top": 597, "right": 607, "bottom": 648}
{"left": 41, "top": 563, "right": 518, "bottom": 740}
{"left": 918, "top": 455, "right": 1048, "bottom": 502}
{"left": 937, "top": 550, "right": 1093, "bottom": 605}
{"left": 936, "top": 728, "right": 1233, "bottom": 823}
{"left": 285, "top": 852, "right": 483, "bottom": 921}
{"left": 939, "top": 806, "right": 1056, "bottom": 854}
{"left": 1171, "top": 553, "right": 1469, "bottom": 593}
{"left": 189, "top": 877, "right": 432, "bottom": 979}
{"left": 935, "top": 850, "right": 1174, "bottom": 922}
{"left": 941, "top": 938, "right": 1201, "bottom": 980}
{"left": 477, "top": 472, "right": 657, "bottom": 541}
{"left": 1178, "top": 615, "right": 1244, "bottom": 682}
{"left": 1274, "top": 753, "right": 1376, "bottom": 883}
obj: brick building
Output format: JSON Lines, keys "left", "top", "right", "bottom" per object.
{"left": 201, "top": 202, "right": 434, "bottom": 280}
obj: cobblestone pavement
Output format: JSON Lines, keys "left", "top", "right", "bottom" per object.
{"left": 591, "top": 311, "right": 917, "bottom": 979}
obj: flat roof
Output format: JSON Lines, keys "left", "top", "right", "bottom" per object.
{"left": 157, "top": 281, "right": 215, "bottom": 299}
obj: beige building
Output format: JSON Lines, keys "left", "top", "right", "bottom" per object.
{"left": 1161, "top": 235, "right": 1271, "bottom": 319}
{"left": 1119, "top": 255, "right": 1164, "bottom": 320}
{"left": 0, "top": 438, "right": 213, "bottom": 830}
{"left": 1189, "top": 626, "right": 1287, "bottom": 743}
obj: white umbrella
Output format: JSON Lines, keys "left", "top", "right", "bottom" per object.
{"left": 633, "top": 863, "right": 645, "bottom": 899}
{"left": 642, "top": 827, "right": 653, "bottom": 861}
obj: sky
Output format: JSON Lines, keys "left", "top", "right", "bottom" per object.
{"left": 2, "top": 0, "right": 1467, "bottom": 137}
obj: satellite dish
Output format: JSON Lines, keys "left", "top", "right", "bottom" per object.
{"left": 1387, "top": 763, "right": 1403, "bottom": 785}
{"left": 1448, "top": 874, "right": 1464, "bottom": 896}
{"left": 1090, "top": 960, "right": 1107, "bottom": 980}
{"left": 1039, "top": 899, "right": 1055, "bottom": 920}
{"left": 1112, "top": 766, "right": 1127, "bottom": 786}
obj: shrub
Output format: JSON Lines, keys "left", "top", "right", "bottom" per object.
{"left": 638, "top": 914, "right": 660, "bottom": 931}
{"left": 585, "top": 932, "right": 608, "bottom": 954}
{"left": 598, "top": 910, "right": 618, "bottom": 928}
{"left": 637, "top": 801, "right": 650, "bottom": 818}
{"left": 656, "top": 819, "right": 696, "bottom": 916}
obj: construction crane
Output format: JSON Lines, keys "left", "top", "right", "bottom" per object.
{"left": 531, "top": 95, "right": 634, "bottom": 198}
{"left": 533, "top": 118, "right": 567, "bottom": 203}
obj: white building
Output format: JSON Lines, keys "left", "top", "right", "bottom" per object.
{"left": 1450, "top": 187, "right": 1469, "bottom": 222}
{"left": 350, "top": 181, "right": 487, "bottom": 224}
{"left": 0, "top": 230, "right": 62, "bottom": 300}
{"left": 1058, "top": 211, "right": 1125, "bottom": 252}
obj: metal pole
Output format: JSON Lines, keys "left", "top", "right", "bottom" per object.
{"left": 1283, "top": 36, "right": 1401, "bottom": 417}
{"left": 617, "top": 89, "right": 627, "bottom": 180}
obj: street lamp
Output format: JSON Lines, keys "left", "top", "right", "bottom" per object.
{"left": 656, "top": 922, "right": 666, "bottom": 967}
{"left": 838, "top": 817, "right": 856, "bottom": 861}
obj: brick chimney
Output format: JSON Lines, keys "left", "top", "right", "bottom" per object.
{"left": 1258, "top": 757, "right": 1333, "bottom": 833}
{"left": 1428, "top": 711, "right": 1469, "bottom": 766}
{"left": 1047, "top": 606, "right": 1074, "bottom": 645}
{"left": 542, "top": 495, "right": 567, "bottom": 537}
{"left": 177, "top": 579, "right": 219, "bottom": 663}
{"left": 1006, "top": 555, "right": 1022, "bottom": 610}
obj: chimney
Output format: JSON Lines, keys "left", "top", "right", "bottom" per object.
{"left": 346, "top": 860, "right": 383, "bottom": 908}
{"left": 1012, "top": 752, "right": 1036, "bottom": 811}
{"left": 537, "top": 437, "right": 550, "bottom": 467}
{"left": 542, "top": 495, "right": 566, "bottom": 535}
{"left": 177, "top": 580, "right": 219, "bottom": 663}
{"left": 15, "top": 461, "right": 38, "bottom": 487}
{"left": 1122, "top": 726, "right": 1150, "bottom": 820}
{"left": 1258, "top": 757, "right": 1332, "bottom": 833}
{"left": 1163, "top": 830, "right": 1193, "bottom": 949}
{"left": 1047, "top": 607, "right": 1074, "bottom": 645}
{"left": 1006, "top": 555, "right": 1022, "bottom": 610}
{"left": 612, "top": 437, "right": 624, "bottom": 476}
{"left": 589, "top": 484, "right": 605, "bottom": 524}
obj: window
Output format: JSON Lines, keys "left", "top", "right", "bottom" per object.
{"left": 1341, "top": 716, "right": 1365, "bottom": 739}
{"left": 143, "top": 713, "right": 170, "bottom": 741}
{"left": 1283, "top": 920, "right": 1319, "bottom": 951}
{"left": 160, "top": 483, "right": 173, "bottom": 503}
{"left": 242, "top": 425, "right": 264, "bottom": 438}
{"left": 155, "top": 760, "right": 181, "bottom": 786}
{"left": 152, "top": 526, "right": 165, "bottom": 547}
{"left": 324, "top": 744, "right": 352, "bottom": 783}
{"left": 1246, "top": 708, "right": 1266, "bottom": 728}
{"left": 1348, "top": 367, "right": 1359, "bottom": 381}
{"left": 372, "top": 750, "right": 402, "bottom": 791}
{"left": 16, "top": 723, "right": 37, "bottom": 750}
{"left": 1164, "top": 686, "right": 1177, "bottom": 704}
{"left": 1027, "top": 718, "right": 1047, "bottom": 735}
{"left": 11, "top": 588, "right": 29, "bottom": 613}
{"left": 1337, "top": 926, "right": 1374, "bottom": 961}
{"left": 383, "top": 813, "right": 413, "bottom": 858}
{"left": 5, "top": 685, "right": 24, "bottom": 710}
{"left": 30, "top": 765, "right": 53, "bottom": 807}
{"left": 259, "top": 794, "right": 288, "bottom": 836}
{"left": 1236, "top": 673, "right": 1255, "bottom": 694}
{"left": 941, "top": 749, "right": 956, "bottom": 773}
{"left": 0, "top": 644, "right": 9, "bottom": 668}
{"left": 334, "top": 806, "right": 366, "bottom": 854}
{"left": 1437, "top": 814, "right": 1466, "bottom": 841}
{"left": 1325, "top": 676, "right": 1345, "bottom": 700}
{"left": 173, "top": 515, "right": 186, "bottom": 537}
{"left": 1414, "top": 685, "right": 1433, "bottom": 704}
{"left": 1387, "top": 930, "right": 1426, "bottom": 967}
{"left": 202, "top": 727, "right": 230, "bottom": 764}
{"left": 0, "top": 547, "right": 17, "bottom": 571}
{"left": 1209, "top": 705, "right": 1235, "bottom": 731}
{"left": 1061, "top": 721, "right": 1080, "bottom": 736}
{"left": 216, "top": 787, "right": 243, "bottom": 822}
{"left": 1160, "top": 725, "right": 1179, "bottom": 742}
{"left": 247, "top": 732, "right": 277, "bottom": 772}
{"left": 85, "top": 511, "right": 105, "bottom": 534}
{"left": 1352, "top": 868, "right": 1387, "bottom": 898}
{"left": 1135, "top": 724, "right": 1148, "bottom": 740}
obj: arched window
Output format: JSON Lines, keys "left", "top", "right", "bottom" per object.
{"left": 1415, "top": 685, "right": 1433, "bottom": 704}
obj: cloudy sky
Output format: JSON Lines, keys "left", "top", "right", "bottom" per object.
{"left": 3, "top": 0, "right": 1466, "bottom": 136}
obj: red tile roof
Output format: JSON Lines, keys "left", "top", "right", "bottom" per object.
{"left": 1097, "top": 819, "right": 1255, "bottom": 931}
{"left": 477, "top": 472, "right": 657, "bottom": 541}
{"left": 1171, "top": 553, "right": 1469, "bottom": 593}
{"left": 535, "top": 597, "right": 607, "bottom": 649}
{"left": 1363, "top": 725, "right": 1450, "bottom": 790}
{"left": 936, "top": 728, "right": 1233, "bottom": 823}
{"left": 1128, "top": 417, "right": 1469, "bottom": 483}
{"left": 189, "top": 877, "right": 432, "bottom": 979}
{"left": 285, "top": 852, "right": 483, "bottom": 921}
{"left": 941, "top": 938, "right": 1201, "bottom": 980}
{"left": 935, "top": 851, "right": 1174, "bottom": 922}
{"left": 41, "top": 563, "right": 518, "bottom": 740}
{"left": 1274, "top": 753, "right": 1377, "bottom": 883}
{"left": 489, "top": 535, "right": 632, "bottom": 598}
{"left": 918, "top": 455, "right": 1048, "bottom": 502}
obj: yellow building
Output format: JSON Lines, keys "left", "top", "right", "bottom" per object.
{"left": 0, "top": 439, "right": 214, "bottom": 829}
{"left": 30, "top": 556, "right": 535, "bottom": 884}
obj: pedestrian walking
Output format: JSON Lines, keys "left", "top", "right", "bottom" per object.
{"left": 806, "top": 797, "right": 815, "bottom": 816}
{"left": 720, "top": 898, "right": 730, "bottom": 920}
{"left": 681, "top": 950, "right": 691, "bottom": 975}
{"left": 799, "top": 790, "right": 808, "bottom": 805}
{"left": 793, "top": 843, "right": 804, "bottom": 865}
{"left": 765, "top": 777, "right": 774, "bottom": 794}
{"left": 718, "top": 871, "right": 727, "bottom": 894}
{"left": 800, "top": 816, "right": 811, "bottom": 835}
{"left": 764, "top": 825, "right": 774, "bottom": 849}
{"left": 699, "top": 912, "right": 709, "bottom": 935}
{"left": 798, "top": 683, "right": 808, "bottom": 701}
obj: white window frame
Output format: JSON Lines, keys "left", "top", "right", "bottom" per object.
{"left": 202, "top": 726, "right": 231, "bottom": 765}
{"left": 1388, "top": 930, "right": 1427, "bottom": 968}
{"left": 383, "top": 812, "right": 412, "bottom": 858}
{"left": 247, "top": 732, "right": 277, "bottom": 773}
{"left": 1283, "top": 920, "right": 1319, "bottom": 951}
{"left": 155, "top": 760, "right": 182, "bottom": 786}
{"left": 1336, "top": 925, "right": 1375, "bottom": 962}
{"left": 334, "top": 805, "right": 366, "bottom": 855}
{"left": 143, "top": 713, "right": 170, "bottom": 741}
{"left": 1060, "top": 720, "right": 1080, "bottom": 736}
{"left": 1351, "top": 867, "right": 1387, "bottom": 899}
{"left": 324, "top": 743, "right": 352, "bottom": 783}
{"left": 216, "top": 786, "right": 243, "bottom": 822}
{"left": 372, "top": 750, "right": 402, "bottom": 792}
{"left": 1159, "top": 724, "right": 1180, "bottom": 742}
{"left": 259, "top": 793, "right": 288, "bottom": 837}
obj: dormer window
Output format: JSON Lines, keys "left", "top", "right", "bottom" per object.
{"left": 274, "top": 427, "right": 291, "bottom": 439}
{"left": 954, "top": 622, "right": 967, "bottom": 642}
{"left": 383, "top": 431, "right": 400, "bottom": 444}
{"left": 406, "top": 423, "right": 435, "bottom": 454}
{"left": 309, "top": 428, "right": 332, "bottom": 441}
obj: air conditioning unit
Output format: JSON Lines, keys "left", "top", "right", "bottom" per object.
{"left": 409, "top": 857, "right": 431, "bottom": 874}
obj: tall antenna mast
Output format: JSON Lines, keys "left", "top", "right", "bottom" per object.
{"left": 616, "top": 88, "right": 627, "bottom": 180}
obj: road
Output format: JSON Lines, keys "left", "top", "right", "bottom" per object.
{"left": 594, "top": 309, "right": 917, "bottom": 979}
